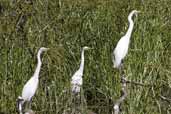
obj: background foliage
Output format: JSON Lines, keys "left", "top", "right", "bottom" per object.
{"left": 0, "top": 0, "right": 171, "bottom": 114}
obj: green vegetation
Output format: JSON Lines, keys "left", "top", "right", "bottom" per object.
{"left": 0, "top": 0, "right": 171, "bottom": 114}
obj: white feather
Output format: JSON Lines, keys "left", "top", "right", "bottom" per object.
{"left": 113, "top": 10, "right": 140, "bottom": 68}
{"left": 71, "top": 46, "right": 90, "bottom": 93}
{"left": 22, "top": 76, "right": 39, "bottom": 101}
{"left": 114, "top": 35, "right": 130, "bottom": 68}
{"left": 71, "top": 70, "right": 83, "bottom": 93}
{"left": 18, "top": 47, "right": 49, "bottom": 113}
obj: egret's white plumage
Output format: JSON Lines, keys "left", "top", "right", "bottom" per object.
{"left": 113, "top": 10, "right": 140, "bottom": 68}
{"left": 71, "top": 46, "right": 90, "bottom": 93}
{"left": 17, "top": 47, "right": 49, "bottom": 113}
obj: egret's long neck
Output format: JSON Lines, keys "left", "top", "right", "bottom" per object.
{"left": 79, "top": 49, "right": 85, "bottom": 74}
{"left": 125, "top": 13, "right": 134, "bottom": 40}
{"left": 33, "top": 51, "right": 42, "bottom": 78}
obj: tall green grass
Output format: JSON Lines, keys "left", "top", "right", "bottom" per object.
{"left": 0, "top": 0, "right": 171, "bottom": 113}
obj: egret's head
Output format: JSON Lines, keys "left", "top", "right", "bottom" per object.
{"left": 131, "top": 10, "right": 140, "bottom": 17}
{"left": 39, "top": 47, "right": 49, "bottom": 52}
{"left": 83, "top": 46, "right": 91, "bottom": 50}
{"left": 128, "top": 10, "right": 140, "bottom": 21}
{"left": 132, "top": 10, "right": 140, "bottom": 14}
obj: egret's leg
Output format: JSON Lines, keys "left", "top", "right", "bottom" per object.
{"left": 119, "top": 59, "right": 124, "bottom": 75}
{"left": 80, "top": 87, "right": 84, "bottom": 113}
{"left": 71, "top": 87, "right": 79, "bottom": 113}
{"left": 28, "top": 99, "right": 32, "bottom": 109}
{"left": 80, "top": 86, "right": 87, "bottom": 113}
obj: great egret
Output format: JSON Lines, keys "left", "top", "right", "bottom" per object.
{"left": 17, "top": 47, "right": 49, "bottom": 113}
{"left": 113, "top": 10, "right": 140, "bottom": 69}
{"left": 71, "top": 46, "right": 91, "bottom": 94}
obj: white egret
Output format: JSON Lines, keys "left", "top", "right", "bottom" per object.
{"left": 17, "top": 47, "right": 49, "bottom": 113}
{"left": 71, "top": 46, "right": 91, "bottom": 94}
{"left": 113, "top": 10, "right": 140, "bottom": 69}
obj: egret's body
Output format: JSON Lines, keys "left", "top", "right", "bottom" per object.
{"left": 71, "top": 70, "right": 83, "bottom": 93}
{"left": 17, "top": 47, "right": 49, "bottom": 114}
{"left": 71, "top": 46, "right": 90, "bottom": 93}
{"left": 22, "top": 76, "right": 38, "bottom": 102}
{"left": 113, "top": 10, "right": 140, "bottom": 68}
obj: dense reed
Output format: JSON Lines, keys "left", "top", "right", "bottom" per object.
{"left": 0, "top": 0, "right": 171, "bottom": 114}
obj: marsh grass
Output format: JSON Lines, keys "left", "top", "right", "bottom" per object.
{"left": 0, "top": 0, "right": 171, "bottom": 114}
